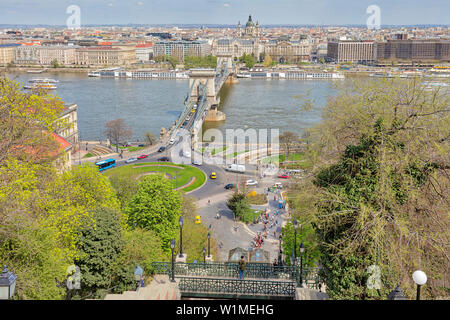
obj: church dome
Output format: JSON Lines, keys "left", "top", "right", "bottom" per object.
{"left": 246, "top": 15, "right": 255, "bottom": 27}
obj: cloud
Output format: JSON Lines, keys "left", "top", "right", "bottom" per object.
{"left": 224, "top": 3, "right": 230, "bottom": 7}
{"left": 137, "top": 1, "right": 144, "bottom": 5}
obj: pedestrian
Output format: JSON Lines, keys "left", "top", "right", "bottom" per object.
{"left": 274, "top": 196, "right": 276, "bottom": 201}
{"left": 140, "top": 275, "right": 145, "bottom": 288}
{"left": 239, "top": 256, "right": 246, "bottom": 280}
{"left": 208, "top": 199, "right": 211, "bottom": 205}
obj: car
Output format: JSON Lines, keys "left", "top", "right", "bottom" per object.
{"left": 191, "top": 109, "right": 196, "bottom": 113}
{"left": 186, "top": 116, "right": 191, "bottom": 121}
{"left": 194, "top": 215, "right": 201, "bottom": 224}
{"left": 138, "top": 144, "right": 145, "bottom": 147}
{"left": 245, "top": 180, "right": 258, "bottom": 186}
{"left": 158, "top": 157, "right": 170, "bottom": 162}
{"left": 210, "top": 172, "right": 217, "bottom": 179}
{"left": 158, "top": 146, "right": 166, "bottom": 153}
{"left": 274, "top": 182, "right": 283, "bottom": 189}
{"left": 225, "top": 183, "right": 234, "bottom": 190}
{"left": 125, "top": 157, "right": 138, "bottom": 163}
{"left": 192, "top": 159, "right": 202, "bottom": 166}
{"left": 137, "top": 154, "right": 149, "bottom": 159}
{"left": 182, "top": 121, "right": 188, "bottom": 126}
{"left": 183, "top": 150, "right": 191, "bottom": 158}
{"left": 278, "top": 174, "right": 290, "bottom": 179}
{"left": 169, "top": 138, "right": 175, "bottom": 145}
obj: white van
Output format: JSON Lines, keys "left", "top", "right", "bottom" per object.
{"left": 226, "top": 164, "right": 245, "bottom": 173}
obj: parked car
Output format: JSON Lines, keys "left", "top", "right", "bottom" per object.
{"left": 246, "top": 180, "right": 258, "bottom": 186}
{"left": 225, "top": 183, "right": 234, "bottom": 190}
{"left": 191, "top": 109, "right": 196, "bottom": 113}
{"left": 169, "top": 138, "right": 175, "bottom": 145}
{"left": 138, "top": 144, "right": 145, "bottom": 147}
{"left": 192, "top": 159, "right": 202, "bottom": 166}
{"left": 158, "top": 157, "right": 170, "bottom": 162}
{"left": 210, "top": 172, "right": 217, "bottom": 179}
{"left": 278, "top": 174, "right": 290, "bottom": 179}
{"left": 125, "top": 157, "right": 138, "bottom": 164}
{"left": 186, "top": 116, "right": 191, "bottom": 121}
{"left": 137, "top": 154, "right": 149, "bottom": 159}
{"left": 183, "top": 150, "right": 191, "bottom": 158}
{"left": 182, "top": 121, "right": 188, "bottom": 127}
{"left": 158, "top": 146, "right": 166, "bottom": 153}
{"left": 194, "top": 215, "right": 201, "bottom": 224}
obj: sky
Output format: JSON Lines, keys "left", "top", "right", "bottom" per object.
{"left": 0, "top": 0, "right": 449, "bottom": 26}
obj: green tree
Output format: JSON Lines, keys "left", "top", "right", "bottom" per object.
{"left": 263, "top": 54, "right": 273, "bottom": 67}
{"left": 52, "top": 59, "right": 60, "bottom": 68}
{"left": 109, "top": 174, "right": 139, "bottom": 210}
{"left": 125, "top": 174, "right": 182, "bottom": 252}
{"left": 302, "top": 79, "right": 449, "bottom": 299}
{"left": 75, "top": 207, "right": 123, "bottom": 299}
{"left": 239, "top": 53, "right": 256, "bottom": 69}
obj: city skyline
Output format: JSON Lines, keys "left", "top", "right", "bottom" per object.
{"left": 1, "top": 0, "right": 449, "bottom": 26}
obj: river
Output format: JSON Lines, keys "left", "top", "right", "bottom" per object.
{"left": 6, "top": 72, "right": 341, "bottom": 141}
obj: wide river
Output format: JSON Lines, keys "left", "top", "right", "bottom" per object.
{"left": 7, "top": 72, "right": 342, "bottom": 141}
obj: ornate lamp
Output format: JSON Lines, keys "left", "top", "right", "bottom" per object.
{"left": 0, "top": 265, "right": 17, "bottom": 300}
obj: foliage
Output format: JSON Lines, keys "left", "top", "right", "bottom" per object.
{"left": 226, "top": 192, "right": 258, "bottom": 223}
{"left": 125, "top": 174, "right": 182, "bottom": 253}
{"left": 279, "top": 131, "right": 299, "bottom": 157}
{"left": 263, "top": 54, "right": 275, "bottom": 67}
{"left": 104, "top": 118, "right": 132, "bottom": 153}
{"left": 0, "top": 77, "right": 65, "bottom": 165}
{"left": 301, "top": 79, "right": 449, "bottom": 300}
{"left": 144, "top": 131, "right": 157, "bottom": 146}
{"left": 109, "top": 173, "right": 139, "bottom": 210}
{"left": 154, "top": 54, "right": 179, "bottom": 69}
{"left": 74, "top": 207, "right": 124, "bottom": 299}
{"left": 239, "top": 53, "right": 256, "bottom": 69}
{"left": 184, "top": 55, "right": 217, "bottom": 69}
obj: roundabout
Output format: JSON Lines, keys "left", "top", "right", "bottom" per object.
{"left": 105, "top": 162, "right": 207, "bottom": 193}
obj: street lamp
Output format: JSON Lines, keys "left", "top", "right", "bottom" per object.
{"left": 278, "top": 234, "right": 283, "bottom": 265}
{"left": 0, "top": 265, "right": 17, "bottom": 300}
{"left": 412, "top": 270, "right": 427, "bottom": 300}
{"left": 203, "top": 247, "right": 206, "bottom": 263}
{"left": 293, "top": 218, "right": 298, "bottom": 259}
{"left": 170, "top": 239, "right": 176, "bottom": 282}
{"left": 207, "top": 232, "right": 211, "bottom": 257}
{"left": 178, "top": 217, "right": 184, "bottom": 258}
{"left": 299, "top": 242, "right": 305, "bottom": 288}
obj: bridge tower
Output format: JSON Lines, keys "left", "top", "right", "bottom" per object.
{"left": 188, "top": 68, "right": 218, "bottom": 105}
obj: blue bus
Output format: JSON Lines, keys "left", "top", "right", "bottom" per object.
{"left": 96, "top": 159, "right": 116, "bottom": 172}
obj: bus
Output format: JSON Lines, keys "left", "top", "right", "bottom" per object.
{"left": 96, "top": 159, "right": 116, "bottom": 172}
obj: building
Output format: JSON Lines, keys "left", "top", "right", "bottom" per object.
{"left": 55, "top": 103, "right": 78, "bottom": 149}
{"left": 37, "top": 46, "right": 77, "bottom": 66}
{"left": 264, "top": 39, "right": 312, "bottom": 63}
{"left": 14, "top": 45, "right": 40, "bottom": 65}
{"left": 327, "top": 40, "right": 375, "bottom": 63}
{"left": 136, "top": 43, "right": 154, "bottom": 62}
{"left": 75, "top": 45, "right": 137, "bottom": 66}
{"left": 0, "top": 43, "right": 20, "bottom": 65}
{"left": 376, "top": 39, "right": 450, "bottom": 62}
{"left": 153, "top": 40, "right": 210, "bottom": 61}
{"left": 238, "top": 15, "right": 260, "bottom": 38}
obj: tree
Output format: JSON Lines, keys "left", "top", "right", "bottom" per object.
{"left": 52, "top": 59, "right": 60, "bottom": 68}
{"left": 263, "top": 54, "right": 273, "bottom": 67}
{"left": 279, "top": 131, "right": 299, "bottom": 160}
{"left": 303, "top": 79, "right": 449, "bottom": 299}
{"left": 75, "top": 207, "right": 123, "bottom": 299}
{"left": 239, "top": 53, "right": 256, "bottom": 69}
{"left": 0, "top": 77, "right": 64, "bottom": 165}
{"left": 144, "top": 131, "right": 157, "bottom": 146}
{"left": 125, "top": 174, "right": 182, "bottom": 253}
{"left": 105, "top": 119, "right": 132, "bottom": 153}
{"left": 109, "top": 174, "right": 139, "bottom": 210}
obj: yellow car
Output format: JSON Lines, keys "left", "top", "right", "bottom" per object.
{"left": 210, "top": 172, "right": 217, "bottom": 179}
{"left": 191, "top": 109, "right": 196, "bottom": 113}
{"left": 195, "top": 215, "right": 201, "bottom": 224}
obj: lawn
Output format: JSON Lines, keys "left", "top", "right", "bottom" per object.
{"left": 83, "top": 153, "right": 94, "bottom": 159}
{"left": 104, "top": 162, "right": 206, "bottom": 193}
{"left": 211, "top": 146, "right": 228, "bottom": 155}
{"left": 111, "top": 144, "right": 145, "bottom": 153}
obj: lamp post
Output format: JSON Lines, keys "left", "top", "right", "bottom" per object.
{"left": 178, "top": 217, "right": 184, "bottom": 258}
{"left": 0, "top": 265, "right": 17, "bottom": 300}
{"left": 278, "top": 234, "right": 283, "bottom": 265}
{"left": 412, "top": 270, "right": 427, "bottom": 300}
{"left": 203, "top": 247, "right": 206, "bottom": 263}
{"left": 170, "top": 239, "right": 176, "bottom": 282}
{"left": 299, "top": 242, "right": 305, "bottom": 288}
{"left": 207, "top": 232, "right": 211, "bottom": 257}
{"left": 293, "top": 218, "right": 298, "bottom": 259}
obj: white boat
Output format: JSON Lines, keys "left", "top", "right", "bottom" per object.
{"left": 24, "top": 83, "right": 57, "bottom": 90}
{"left": 237, "top": 73, "right": 251, "bottom": 78}
{"left": 88, "top": 71, "right": 101, "bottom": 77}
{"left": 29, "top": 78, "right": 59, "bottom": 83}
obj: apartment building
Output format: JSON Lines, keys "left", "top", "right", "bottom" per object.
{"left": 136, "top": 43, "right": 154, "bottom": 62}
{"left": 0, "top": 44, "right": 20, "bottom": 65}
{"left": 264, "top": 40, "right": 312, "bottom": 63}
{"left": 376, "top": 39, "right": 450, "bottom": 62}
{"left": 153, "top": 40, "right": 211, "bottom": 61}
{"left": 38, "top": 46, "right": 77, "bottom": 65}
{"left": 327, "top": 40, "right": 375, "bottom": 63}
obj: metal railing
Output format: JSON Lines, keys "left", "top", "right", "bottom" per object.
{"left": 151, "top": 261, "right": 321, "bottom": 287}
{"left": 178, "top": 276, "right": 296, "bottom": 298}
